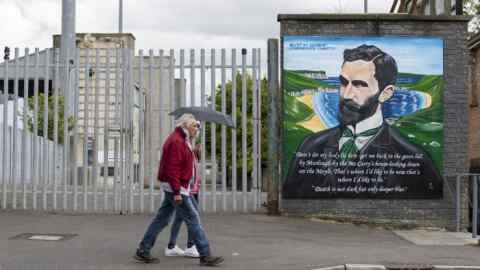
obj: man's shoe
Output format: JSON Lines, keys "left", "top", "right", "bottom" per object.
{"left": 164, "top": 245, "right": 185, "bottom": 256}
{"left": 184, "top": 245, "right": 200, "bottom": 258}
{"left": 133, "top": 249, "right": 159, "bottom": 264}
{"left": 199, "top": 255, "right": 224, "bottom": 266}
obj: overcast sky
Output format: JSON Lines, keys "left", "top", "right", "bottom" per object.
{"left": 1, "top": 0, "right": 394, "bottom": 50}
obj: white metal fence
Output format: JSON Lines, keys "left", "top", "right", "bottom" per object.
{"left": 0, "top": 47, "right": 264, "bottom": 214}
{"left": 451, "top": 174, "right": 480, "bottom": 239}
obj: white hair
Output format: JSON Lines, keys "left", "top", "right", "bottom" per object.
{"left": 175, "top": 113, "right": 197, "bottom": 128}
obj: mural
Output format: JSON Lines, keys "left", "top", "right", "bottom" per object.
{"left": 282, "top": 36, "right": 444, "bottom": 199}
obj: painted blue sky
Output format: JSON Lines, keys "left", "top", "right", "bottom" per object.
{"left": 283, "top": 36, "right": 444, "bottom": 76}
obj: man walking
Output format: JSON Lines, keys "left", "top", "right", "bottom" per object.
{"left": 134, "top": 113, "right": 224, "bottom": 267}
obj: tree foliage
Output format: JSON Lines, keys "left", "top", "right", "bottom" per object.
{"left": 204, "top": 73, "right": 268, "bottom": 186}
{"left": 26, "top": 93, "right": 75, "bottom": 144}
{"left": 465, "top": 0, "right": 480, "bottom": 33}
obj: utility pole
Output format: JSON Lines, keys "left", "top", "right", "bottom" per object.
{"left": 61, "top": 0, "right": 76, "bottom": 111}
{"left": 364, "top": 0, "right": 368, "bottom": 13}
{"left": 267, "top": 39, "right": 280, "bottom": 215}
{"left": 119, "top": 0, "right": 123, "bottom": 33}
{"left": 61, "top": 0, "right": 75, "bottom": 65}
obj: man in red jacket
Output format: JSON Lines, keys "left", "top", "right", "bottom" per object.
{"left": 134, "top": 113, "right": 224, "bottom": 267}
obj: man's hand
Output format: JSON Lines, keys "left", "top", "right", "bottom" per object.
{"left": 174, "top": 195, "right": 183, "bottom": 205}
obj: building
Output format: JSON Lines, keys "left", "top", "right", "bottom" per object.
{"left": 0, "top": 33, "right": 180, "bottom": 188}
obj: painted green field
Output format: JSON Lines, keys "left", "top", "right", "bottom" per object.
{"left": 282, "top": 71, "right": 322, "bottom": 178}
{"left": 283, "top": 70, "right": 330, "bottom": 92}
{"left": 282, "top": 121, "right": 314, "bottom": 178}
{"left": 395, "top": 75, "right": 444, "bottom": 173}
{"left": 283, "top": 94, "right": 314, "bottom": 123}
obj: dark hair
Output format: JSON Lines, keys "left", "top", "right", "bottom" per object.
{"left": 343, "top": 45, "right": 398, "bottom": 92}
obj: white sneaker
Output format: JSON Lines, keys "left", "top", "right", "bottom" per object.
{"left": 164, "top": 245, "right": 185, "bottom": 257}
{"left": 184, "top": 245, "right": 200, "bottom": 258}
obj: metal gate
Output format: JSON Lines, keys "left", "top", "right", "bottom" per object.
{"left": 0, "top": 47, "right": 264, "bottom": 214}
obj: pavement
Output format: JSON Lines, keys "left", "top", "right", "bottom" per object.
{"left": 0, "top": 210, "right": 479, "bottom": 270}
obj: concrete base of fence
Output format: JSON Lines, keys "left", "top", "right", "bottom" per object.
{"left": 0, "top": 187, "right": 267, "bottom": 213}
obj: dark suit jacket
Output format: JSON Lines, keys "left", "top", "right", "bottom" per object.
{"left": 282, "top": 124, "right": 443, "bottom": 199}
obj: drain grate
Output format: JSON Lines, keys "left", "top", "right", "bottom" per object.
{"left": 9, "top": 233, "right": 77, "bottom": 241}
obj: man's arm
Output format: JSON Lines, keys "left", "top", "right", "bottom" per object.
{"left": 163, "top": 142, "right": 184, "bottom": 196}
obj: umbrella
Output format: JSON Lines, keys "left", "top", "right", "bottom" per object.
{"left": 169, "top": 106, "right": 235, "bottom": 128}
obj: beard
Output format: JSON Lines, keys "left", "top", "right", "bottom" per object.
{"left": 338, "top": 93, "right": 380, "bottom": 127}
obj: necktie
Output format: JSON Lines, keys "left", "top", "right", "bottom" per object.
{"left": 339, "top": 126, "right": 381, "bottom": 160}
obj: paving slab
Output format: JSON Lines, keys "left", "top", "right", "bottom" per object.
{"left": 394, "top": 230, "right": 479, "bottom": 246}
{"left": 0, "top": 211, "right": 479, "bottom": 270}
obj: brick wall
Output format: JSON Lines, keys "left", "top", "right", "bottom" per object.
{"left": 278, "top": 14, "right": 470, "bottom": 229}
{"left": 470, "top": 48, "right": 480, "bottom": 169}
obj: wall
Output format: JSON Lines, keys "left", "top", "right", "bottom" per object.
{"left": 278, "top": 14, "right": 470, "bottom": 229}
{"left": 470, "top": 44, "right": 480, "bottom": 170}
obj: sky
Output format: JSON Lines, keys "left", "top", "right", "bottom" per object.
{"left": 284, "top": 36, "right": 444, "bottom": 76}
{"left": 0, "top": 0, "right": 394, "bottom": 51}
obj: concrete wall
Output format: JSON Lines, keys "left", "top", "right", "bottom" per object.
{"left": 53, "top": 33, "right": 136, "bottom": 49}
{"left": 278, "top": 14, "right": 470, "bottom": 229}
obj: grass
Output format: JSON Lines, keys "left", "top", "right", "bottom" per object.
{"left": 282, "top": 120, "right": 313, "bottom": 180}
{"left": 395, "top": 75, "right": 444, "bottom": 173}
{"left": 283, "top": 94, "right": 314, "bottom": 123}
{"left": 283, "top": 70, "right": 330, "bottom": 92}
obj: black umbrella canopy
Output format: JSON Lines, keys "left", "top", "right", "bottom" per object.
{"left": 169, "top": 106, "right": 235, "bottom": 128}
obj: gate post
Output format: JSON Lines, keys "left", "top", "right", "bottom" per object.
{"left": 267, "top": 39, "right": 280, "bottom": 215}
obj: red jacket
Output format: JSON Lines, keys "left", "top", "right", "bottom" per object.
{"left": 157, "top": 127, "right": 195, "bottom": 196}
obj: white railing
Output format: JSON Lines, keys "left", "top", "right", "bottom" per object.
{"left": 0, "top": 47, "right": 265, "bottom": 214}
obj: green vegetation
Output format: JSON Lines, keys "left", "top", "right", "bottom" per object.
{"left": 282, "top": 70, "right": 326, "bottom": 181}
{"left": 403, "top": 74, "right": 441, "bottom": 91}
{"left": 282, "top": 120, "right": 313, "bottom": 180}
{"left": 283, "top": 94, "right": 314, "bottom": 123}
{"left": 205, "top": 73, "right": 268, "bottom": 186}
{"left": 283, "top": 70, "right": 330, "bottom": 92}
{"left": 291, "top": 70, "right": 327, "bottom": 76}
{"left": 395, "top": 75, "right": 444, "bottom": 173}
{"left": 26, "top": 93, "right": 75, "bottom": 144}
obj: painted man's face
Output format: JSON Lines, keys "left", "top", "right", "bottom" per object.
{"left": 338, "top": 60, "right": 381, "bottom": 126}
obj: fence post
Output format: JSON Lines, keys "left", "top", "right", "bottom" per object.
{"left": 473, "top": 175, "right": 478, "bottom": 239}
{"left": 430, "top": 0, "right": 437, "bottom": 15}
{"left": 267, "top": 39, "right": 280, "bottom": 215}
{"left": 456, "top": 175, "right": 461, "bottom": 232}
{"left": 444, "top": 0, "right": 452, "bottom": 15}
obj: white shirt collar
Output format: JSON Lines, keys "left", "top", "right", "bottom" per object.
{"left": 339, "top": 107, "right": 384, "bottom": 152}
{"left": 346, "top": 107, "right": 383, "bottom": 135}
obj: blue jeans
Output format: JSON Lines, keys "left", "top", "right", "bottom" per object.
{"left": 138, "top": 192, "right": 210, "bottom": 257}
{"left": 168, "top": 194, "right": 199, "bottom": 248}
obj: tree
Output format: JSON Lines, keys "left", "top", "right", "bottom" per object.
{"left": 204, "top": 73, "right": 268, "bottom": 189}
{"left": 26, "top": 93, "right": 75, "bottom": 144}
{"left": 465, "top": 0, "right": 480, "bottom": 33}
